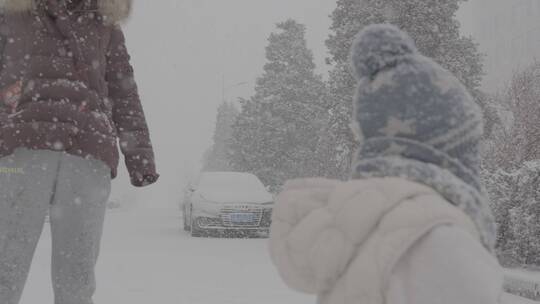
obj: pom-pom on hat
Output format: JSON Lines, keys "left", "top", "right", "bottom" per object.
{"left": 351, "top": 24, "right": 417, "bottom": 79}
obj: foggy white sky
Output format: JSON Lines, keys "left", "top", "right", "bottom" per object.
{"left": 458, "top": 0, "right": 540, "bottom": 92}
{"left": 115, "top": 0, "right": 335, "bottom": 205}
{"left": 115, "top": 0, "right": 533, "bottom": 206}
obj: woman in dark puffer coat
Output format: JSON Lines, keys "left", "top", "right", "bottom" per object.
{"left": 0, "top": 1, "right": 158, "bottom": 303}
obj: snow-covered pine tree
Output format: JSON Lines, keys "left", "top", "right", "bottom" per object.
{"left": 203, "top": 102, "right": 239, "bottom": 171}
{"left": 482, "top": 62, "right": 540, "bottom": 267}
{"left": 502, "top": 63, "right": 540, "bottom": 167}
{"left": 484, "top": 161, "right": 540, "bottom": 267}
{"left": 230, "top": 19, "right": 327, "bottom": 191}
{"left": 321, "top": 0, "right": 484, "bottom": 178}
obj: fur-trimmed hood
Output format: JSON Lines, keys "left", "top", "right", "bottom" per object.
{"left": 1, "top": 0, "right": 132, "bottom": 23}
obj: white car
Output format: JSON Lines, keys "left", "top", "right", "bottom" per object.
{"left": 182, "top": 172, "right": 274, "bottom": 237}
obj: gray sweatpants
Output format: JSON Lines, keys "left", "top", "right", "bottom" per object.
{"left": 0, "top": 148, "right": 111, "bottom": 304}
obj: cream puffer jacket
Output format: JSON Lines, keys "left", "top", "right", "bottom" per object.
{"left": 269, "top": 177, "right": 504, "bottom": 304}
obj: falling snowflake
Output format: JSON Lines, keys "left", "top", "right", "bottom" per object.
{"left": 53, "top": 141, "right": 64, "bottom": 150}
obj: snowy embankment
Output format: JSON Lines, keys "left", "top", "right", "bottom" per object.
{"left": 503, "top": 292, "right": 540, "bottom": 304}
{"left": 504, "top": 268, "right": 540, "bottom": 302}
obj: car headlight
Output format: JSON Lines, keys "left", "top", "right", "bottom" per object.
{"left": 197, "top": 217, "right": 222, "bottom": 227}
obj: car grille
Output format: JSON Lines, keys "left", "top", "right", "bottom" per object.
{"left": 221, "top": 206, "right": 263, "bottom": 227}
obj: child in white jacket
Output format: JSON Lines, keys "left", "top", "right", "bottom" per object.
{"left": 269, "top": 24, "right": 504, "bottom": 304}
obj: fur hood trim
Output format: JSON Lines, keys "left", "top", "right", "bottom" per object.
{"left": 1, "top": 0, "right": 132, "bottom": 23}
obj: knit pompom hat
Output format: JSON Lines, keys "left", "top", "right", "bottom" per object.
{"left": 349, "top": 24, "right": 496, "bottom": 251}
{"left": 350, "top": 24, "right": 484, "bottom": 175}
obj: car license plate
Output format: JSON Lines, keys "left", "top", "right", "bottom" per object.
{"left": 230, "top": 213, "right": 254, "bottom": 223}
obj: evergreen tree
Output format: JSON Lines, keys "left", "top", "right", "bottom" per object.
{"left": 203, "top": 102, "right": 239, "bottom": 171}
{"left": 484, "top": 161, "right": 540, "bottom": 267}
{"left": 230, "top": 19, "right": 327, "bottom": 191}
{"left": 322, "top": 0, "right": 484, "bottom": 178}
{"left": 481, "top": 63, "right": 540, "bottom": 267}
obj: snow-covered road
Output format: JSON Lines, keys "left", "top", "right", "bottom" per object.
{"left": 20, "top": 203, "right": 313, "bottom": 304}
{"left": 18, "top": 201, "right": 540, "bottom": 304}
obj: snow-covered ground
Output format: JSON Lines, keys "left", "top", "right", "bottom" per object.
{"left": 20, "top": 202, "right": 313, "bottom": 304}
{"left": 16, "top": 198, "right": 540, "bottom": 304}
{"left": 503, "top": 293, "right": 540, "bottom": 304}
{"left": 504, "top": 268, "right": 540, "bottom": 302}
{"left": 506, "top": 269, "right": 540, "bottom": 283}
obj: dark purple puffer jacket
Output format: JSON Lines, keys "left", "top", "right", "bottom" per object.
{"left": 0, "top": 0, "right": 159, "bottom": 187}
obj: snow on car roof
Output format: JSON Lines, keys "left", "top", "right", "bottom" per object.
{"left": 194, "top": 172, "right": 272, "bottom": 203}
{"left": 198, "top": 172, "right": 265, "bottom": 189}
